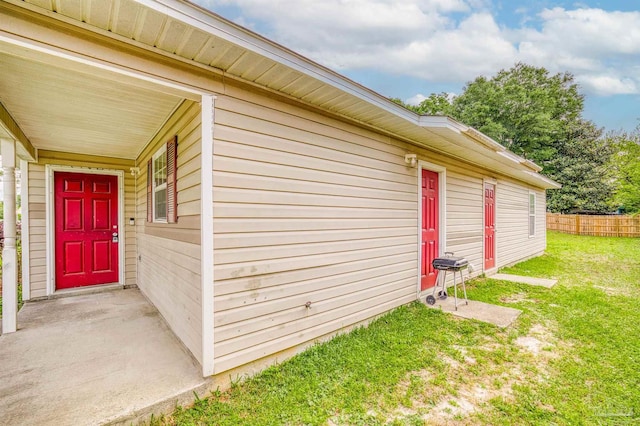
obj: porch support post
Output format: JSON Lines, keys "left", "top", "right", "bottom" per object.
{"left": 200, "top": 94, "right": 216, "bottom": 377}
{"left": 1, "top": 137, "right": 17, "bottom": 334}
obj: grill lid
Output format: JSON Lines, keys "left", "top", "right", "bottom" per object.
{"left": 432, "top": 256, "right": 469, "bottom": 270}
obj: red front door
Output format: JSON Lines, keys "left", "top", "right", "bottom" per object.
{"left": 484, "top": 183, "right": 496, "bottom": 270}
{"left": 421, "top": 169, "right": 439, "bottom": 291}
{"left": 55, "top": 172, "right": 119, "bottom": 289}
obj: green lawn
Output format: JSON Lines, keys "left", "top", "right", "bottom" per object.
{"left": 157, "top": 231, "right": 637, "bottom": 424}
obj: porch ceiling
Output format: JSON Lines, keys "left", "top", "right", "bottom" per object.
{"left": 0, "top": 49, "right": 183, "bottom": 160}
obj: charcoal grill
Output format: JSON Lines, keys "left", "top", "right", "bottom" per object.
{"left": 426, "top": 252, "right": 469, "bottom": 310}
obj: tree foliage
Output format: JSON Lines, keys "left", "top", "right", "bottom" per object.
{"left": 544, "top": 120, "right": 616, "bottom": 213}
{"left": 608, "top": 128, "right": 640, "bottom": 213}
{"left": 452, "top": 64, "right": 584, "bottom": 165}
{"left": 411, "top": 92, "right": 455, "bottom": 116}
{"left": 395, "top": 63, "right": 618, "bottom": 213}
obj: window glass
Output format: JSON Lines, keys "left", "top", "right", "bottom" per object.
{"left": 153, "top": 147, "right": 167, "bottom": 221}
{"left": 529, "top": 193, "right": 536, "bottom": 236}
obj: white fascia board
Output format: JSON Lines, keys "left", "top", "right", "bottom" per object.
{"left": 496, "top": 150, "right": 522, "bottom": 164}
{"left": 523, "top": 159, "right": 543, "bottom": 172}
{"left": 418, "top": 116, "right": 546, "bottom": 175}
{"left": 419, "top": 119, "right": 557, "bottom": 189}
{"left": 524, "top": 171, "right": 562, "bottom": 189}
{"left": 134, "top": 0, "right": 418, "bottom": 122}
{"left": 417, "top": 115, "right": 454, "bottom": 129}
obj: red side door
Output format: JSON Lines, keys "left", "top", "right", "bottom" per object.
{"left": 484, "top": 183, "right": 496, "bottom": 270}
{"left": 55, "top": 172, "right": 119, "bottom": 289}
{"left": 421, "top": 170, "right": 439, "bottom": 291}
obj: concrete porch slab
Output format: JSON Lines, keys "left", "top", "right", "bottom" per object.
{"left": 422, "top": 295, "right": 522, "bottom": 328}
{"left": 0, "top": 288, "right": 212, "bottom": 425}
{"left": 491, "top": 273, "right": 558, "bottom": 288}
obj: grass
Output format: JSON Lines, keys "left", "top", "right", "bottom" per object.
{"left": 157, "top": 231, "right": 640, "bottom": 425}
{"left": 149, "top": 232, "right": 636, "bottom": 424}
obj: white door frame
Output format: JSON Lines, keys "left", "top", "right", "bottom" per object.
{"left": 417, "top": 160, "right": 447, "bottom": 296}
{"left": 45, "top": 165, "right": 125, "bottom": 295}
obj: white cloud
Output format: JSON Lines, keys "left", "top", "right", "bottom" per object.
{"left": 194, "top": 1, "right": 640, "bottom": 96}
{"left": 577, "top": 74, "right": 638, "bottom": 96}
{"left": 406, "top": 94, "right": 428, "bottom": 106}
{"left": 513, "top": 7, "right": 640, "bottom": 95}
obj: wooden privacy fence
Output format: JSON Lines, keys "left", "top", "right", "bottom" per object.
{"left": 547, "top": 213, "right": 640, "bottom": 237}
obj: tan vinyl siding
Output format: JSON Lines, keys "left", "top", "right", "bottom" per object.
{"left": 210, "top": 84, "right": 552, "bottom": 374}
{"left": 137, "top": 234, "right": 202, "bottom": 361}
{"left": 27, "top": 163, "right": 46, "bottom": 299}
{"left": 412, "top": 159, "right": 548, "bottom": 274}
{"left": 496, "top": 181, "right": 546, "bottom": 267}
{"left": 135, "top": 99, "right": 203, "bottom": 363}
{"left": 212, "top": 92, "right": 417, "bottom": 374}
{"left": 444, "top": 171, "right": 484, "bottom": 271}
{"left": 25, "top": 154, "right": 136, "bottom": 299}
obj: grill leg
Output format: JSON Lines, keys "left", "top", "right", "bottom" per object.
{"left": 432, "top": 271, "right": 443, "bottom": 298}
{"left": 460, "top": 270, "right": 468, "bottom": 305}
{"left": 453, "top": 270, "right": 458, "bottom": 310}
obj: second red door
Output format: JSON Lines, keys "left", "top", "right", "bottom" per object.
{"left": 484, "top": 183, "right": 496, "bottom": 270}
{"left": 421, "top": 169, "right": 439, "bottom": 290}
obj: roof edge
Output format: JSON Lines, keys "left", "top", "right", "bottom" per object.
{"left": 418, "top": 115, "right": 545, "bottom": 173}
{"left": 135, "top": 0, "right": 554, "bottom": 187}
{"left": 137, "top": 0, "right": 419, "bottom": 121}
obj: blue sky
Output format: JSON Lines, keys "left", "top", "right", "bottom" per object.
{"left": 194, "top": 0, "right": 640, "bottom": 133}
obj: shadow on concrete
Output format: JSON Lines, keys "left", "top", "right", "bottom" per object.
{"left": 0, "top": 288, "right": 212, "bottom": 425}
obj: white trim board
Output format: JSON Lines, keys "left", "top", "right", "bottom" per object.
{"left": 0, "top": 32, "right": 204, "bottom": 101}
{"left": 200, "top": 94, "right": 215, "bottom": 377}
{"left": 20, "top": 159, "right": 31, "bottom": 301}
{"left": 45, "top": 165, "right": 126, "bottom": 296}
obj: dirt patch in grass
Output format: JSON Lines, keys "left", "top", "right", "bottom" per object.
{"left": 592, "top": 285, "right": 633, "bottom": 297}
{"left": 380, "top": 323, "right": 566, "bottom": 424}
{"left": 515, "top": 323, "right": 558, "bottom": 357}
{"left": 499, "top": 293, "right": 528, "bottom": 304}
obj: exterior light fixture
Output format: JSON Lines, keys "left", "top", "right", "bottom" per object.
{"left": 404, "top": 153, "right": 417, "bottom": 167}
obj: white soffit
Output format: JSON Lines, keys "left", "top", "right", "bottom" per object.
{"left": 12, "top": 0, "right": 557, "bottom": 187}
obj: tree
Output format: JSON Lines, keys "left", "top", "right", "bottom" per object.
{"left": 451, "top": 63, "right": 584, "bottom": 165}
{"left": 545, "top": 120, "right": 616, "bottom": 213}
{"left": 608, "top": 128, "right": 640, "bottom": 213}
{"left": 391, "top": 93, "right": 454, "bottom": 116}
{"left": 414, "top": 92, "right": 455, "bottom": 116}
{"left": 392, "top": 63, "right": 615, "bottom": 213}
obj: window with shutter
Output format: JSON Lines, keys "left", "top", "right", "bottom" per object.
{"left": 147, "top": 136, "right": 178, "bottom": 223}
